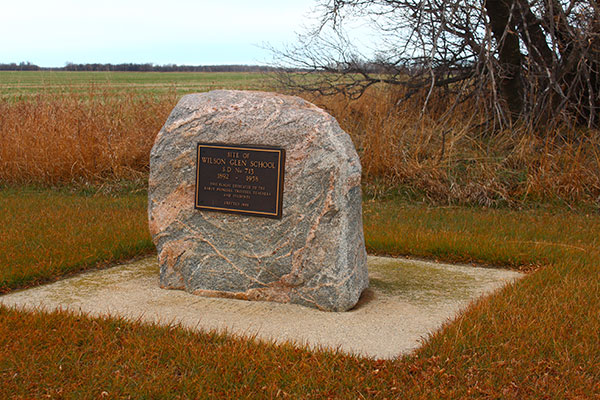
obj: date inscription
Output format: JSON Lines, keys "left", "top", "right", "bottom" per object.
{"left": 195, "top": 143, "right": 285, "bottom": 219}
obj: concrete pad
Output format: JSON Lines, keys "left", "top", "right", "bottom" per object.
{"left": 0, "top": 256, "right": 522, "bottom": 359}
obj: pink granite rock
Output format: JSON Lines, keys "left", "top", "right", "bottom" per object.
{"left": 148, "top": 90, "right": 368, "bottom": 311}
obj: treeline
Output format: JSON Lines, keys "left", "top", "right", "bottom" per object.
{"left": 0, "top": 62, "right": 286, "bottom": 72}
{"left": 1, "top": 62, "right": 40, "bottom": 71}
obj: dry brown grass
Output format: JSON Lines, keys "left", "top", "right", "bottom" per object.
{"left": 2, "top": 84, "right": 599, "bottom": 207}
{"left": 307, "top": 87, "right": 600, "bottom": 207}
{"left": 0, "top": 87, "right": 176, "bottom": 186}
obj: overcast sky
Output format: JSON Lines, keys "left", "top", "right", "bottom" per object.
{"left": 0, "top": 0, "right": 320, "bottom": 67}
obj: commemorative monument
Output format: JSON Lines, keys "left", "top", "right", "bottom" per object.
{"left": 148, "top": 90, "right": 368, "bottom": 311}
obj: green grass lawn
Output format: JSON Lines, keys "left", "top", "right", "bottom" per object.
{"left": 363, "top": 200, "right": 600, "bottom": 269}
{"left": 0, "top": 187, "right": 153, "bottom": 293}
{"left": 0, "top": 70, "right": 274, "bottom": 96}
{"left": 1, "top": 186, "right": 598, "bottom": 398}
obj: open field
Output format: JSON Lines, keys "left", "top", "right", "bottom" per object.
{"left": 0, "top": 71, "right": 272, "bottom": 96}
{"left": 1, "top": 186, "right": 599, "bottom": 398}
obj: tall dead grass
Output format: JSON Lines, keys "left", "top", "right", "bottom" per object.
{"left": 0, "top": 87, "right": 176, "bottom": 186}
{"left": 308, "top": 87, "right": 600, "bottom": 207}
{"left": 1, "top": 84, "right": 599, "bottom": 207}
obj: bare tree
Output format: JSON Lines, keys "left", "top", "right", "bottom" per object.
{"left": 275, "top": 0, "right": 600, "bottom": 131}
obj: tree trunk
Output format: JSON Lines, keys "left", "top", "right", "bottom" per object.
{"left": 485, "top": 0, "right": 524, "bottom": 118}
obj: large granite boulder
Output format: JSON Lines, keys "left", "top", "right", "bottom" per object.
{"left": 148, "top": 90, "right": 368, "bottom": 311}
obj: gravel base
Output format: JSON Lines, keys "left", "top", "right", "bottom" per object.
{"left": 0, "top": 256, "right": 522, "bottom": 359}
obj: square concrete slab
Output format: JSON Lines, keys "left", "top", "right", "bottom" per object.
{"left": 0, "top": 256, "right": 522, "bottom": 359}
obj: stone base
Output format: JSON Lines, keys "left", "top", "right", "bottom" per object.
{"left": 0, "top": 256, "right": 523, "bottom": 359}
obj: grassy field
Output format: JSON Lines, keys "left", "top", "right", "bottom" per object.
{"left": 0, "top": 71, "right": 599, "bottom": 398}
{"left": 0, "top": 70, "right": 272, "bottom": 96}
{"left": 0, "top": 187, "right": 152, "bottom": 293}
{"left": 0, "top": 187, "right": 599, "bottom": 398}
{"left": 363, "top": 200, "right": 600, "bottom": 269}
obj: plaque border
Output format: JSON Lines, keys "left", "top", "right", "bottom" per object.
{"left": 195, "top": 143, "right": 285, "bottom": 219}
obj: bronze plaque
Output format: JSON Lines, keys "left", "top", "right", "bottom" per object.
{"left": 195, "top": 143, "right": 285, "bottom": 219}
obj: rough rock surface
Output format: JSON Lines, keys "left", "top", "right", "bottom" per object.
{"left": 148, "top": 90, "right": 368, "bottom": 311}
